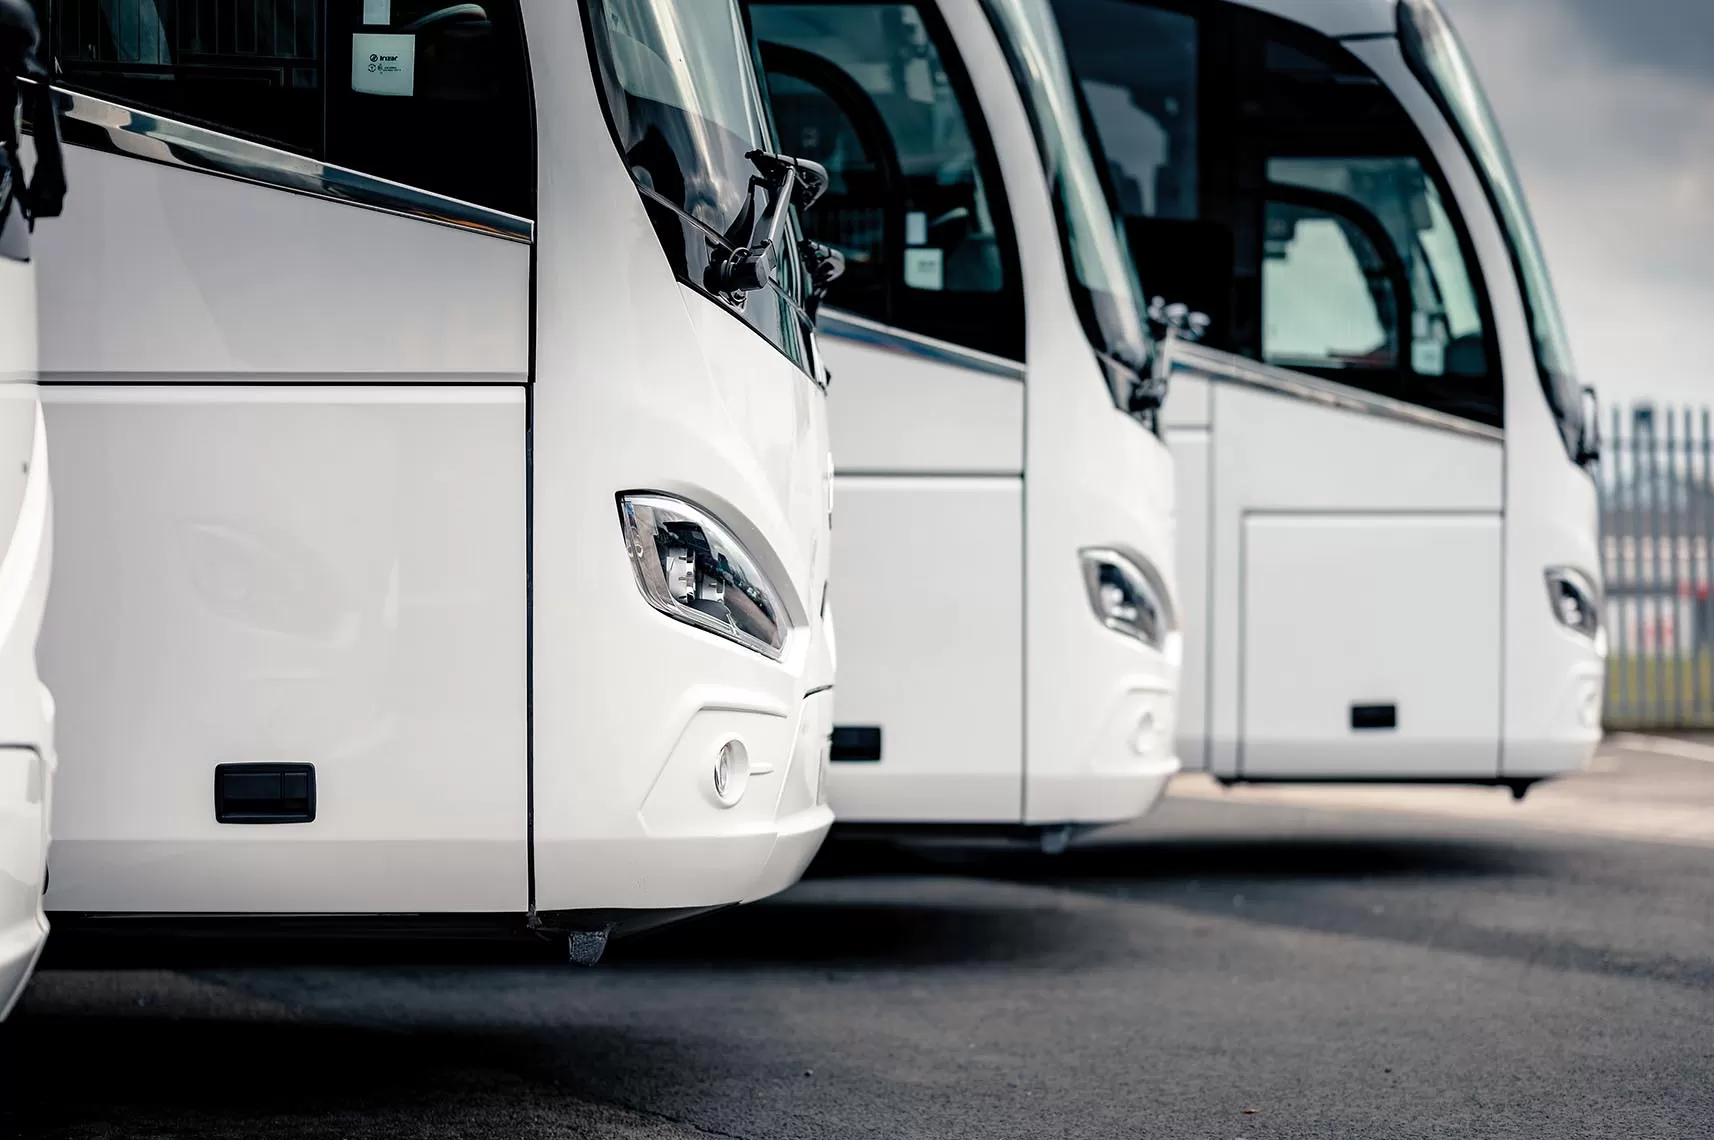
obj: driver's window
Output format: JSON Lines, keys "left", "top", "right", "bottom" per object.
{"left": 753, "top": 1, "right": 1022, "bottom": 360}
{"left": 42, "top": 0, "right": 534, "bottom": 216}
{"left": 1262, "top": 201, "right": 1398, "bottom": 372}
{"left": 763, "top": 68, "right": 891, "bottom": 321}
{"left": 1270, "top": 157, "right": 1487, "bottom": 380}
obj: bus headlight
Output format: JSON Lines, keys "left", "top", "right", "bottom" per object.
{"left": 1080, "top": 547, "right": 1174, "bottom": 650}
{"left": 619, "top": 494, "right": 790, "bottom": 659}
{"left": 1545, "top": 567, "right": 1601, "bottom": 641}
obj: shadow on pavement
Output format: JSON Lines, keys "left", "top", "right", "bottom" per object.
{"left": 6, "top": 1012, "right": 706, "bottom": 1140}
{"left": 805, "top": 824, "right": 1549, "bottom": 889}
{"left": 1028, "top": 831, "right": 1550, "bottom": 885}
{"left": 608, "top": 893, "right": 1118, "bottom": 969}
{"left": 606, "top": 827, "right": 1544, "bottom": 970}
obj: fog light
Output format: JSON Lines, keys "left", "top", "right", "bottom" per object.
{"left": 1578, "top": 677, "right": 1601, "bottom": 730}
{"left": 1131, "top": 709, "right": 1158, "bottom": 759}
{"left": 816, "top": 737, "right": 831, "bottom": 805}
{"left": 713, "top": 739, "right": 748, "bottom": 807}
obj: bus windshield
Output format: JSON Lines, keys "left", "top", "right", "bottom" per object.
{"left": 1398, "top": 0, "right": 1583, "bottom": 455}
{"left": 978, "top": 0, "right": 1152, "bottom": 371}
{"left": 587, "top": 0, "right": 779, "bottom": 240}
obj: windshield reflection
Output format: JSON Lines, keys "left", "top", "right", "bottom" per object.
{"left": 979, "top": 0, "right": 1152, "bottom": 368}
{"left": 591, "top": 0, "right": 776, "bottom": 239}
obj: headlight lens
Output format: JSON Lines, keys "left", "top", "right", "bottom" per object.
{"left": 1080, "top": 547, "right": 1175, "bottom": 650}
{"left": 618, "top": 494, "right": 791, "bottom": 659}
{"left": 1545, "top": 566, "right": 1601, "bottom": 641}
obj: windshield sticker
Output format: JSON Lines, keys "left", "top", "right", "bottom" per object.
{"left": 904, "top": 248, "right": 945, "bottom": 291}
{"left": 352, "top": 33, "right": 415, "bottom": 97}
{"left": 905, "top": 211, "right": 928, "bottom": 246}
{"left": 363, "top": 0, "right": 389, "bottom": 24}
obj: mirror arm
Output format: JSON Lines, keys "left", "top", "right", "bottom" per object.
{"left": 716, "top": 163, "right": 800, "bottom": 296}
{"left": 712, "top": 152, "right": 829, "bottom": 297}
{"left": 1577, "top": 384, "right": 1602, "bottom": 466}
{"left": 0, "top": 0, "right": 62, "bottom": 223}
{"left": 21, "top": 70, "right": 64, "bottom": 221}
{"left": 801, "top": 239, "right": 845, "bottom": 322}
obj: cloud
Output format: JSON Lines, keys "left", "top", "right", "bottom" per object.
{"left": 1437, "top": 0, "right": 1714, "bottom": 406}
{"left": 1502, "top": 0, "right": 1714, "bottom": 84}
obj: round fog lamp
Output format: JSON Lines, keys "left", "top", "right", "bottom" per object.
{"left": 1578, "top": 678, "right": 1601, "bottom": 730}
{"left": 1131, "top": 709, "right": 1158, "bottom": 759}
{"left": 713, "top": 739, "right": 748, "bottom": 807}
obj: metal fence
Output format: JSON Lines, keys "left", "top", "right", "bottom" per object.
{"left": 1599, "top": 402, "right": 1714, "bottom": 729}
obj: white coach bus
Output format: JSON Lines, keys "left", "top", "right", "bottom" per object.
{"left": 1052, "top": 0, "right": 1604, "bottom": 792}
{"left": 0, "top": 0, "right": 63, "bottom": 1018}
{"left": 751, "top": 0, "right": 1181, "bottom": 847}
{"left": 33, "top": 0, "right": 838, "bottom": 960}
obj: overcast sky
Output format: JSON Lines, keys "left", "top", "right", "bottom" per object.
{"left": 1437, "top": 0, "right": 1714, "bottom": 412}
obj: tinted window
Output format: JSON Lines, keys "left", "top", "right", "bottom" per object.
{"left": 1056, "top": 0, "right": 1230, "bottom": 341}
{"left": 1053, "top": 0, "right": 1195, "bottom": 224}
{"left": 1262, "top": 199, "right": 1397, "bottom": 371}
{"left": 1271, "top": 156, "right": 1487, "bottom": 380}
{"left": 765, "top": 68, "right": 891, "bottom": 318}
{"left": 1076, "top": 20, "right": 1194, "bottom": 222}
{"left": 43, "top": 0, "right": 534, "bottom": 217}
{"left": 1056, "top": 0, "right": 1503, "bottom": 427}
{"left": 753, "top": 1, "right": 1022, "bottom": 360}
{"left": 1238, "top": 20, "right": 1500, "bottom": 425}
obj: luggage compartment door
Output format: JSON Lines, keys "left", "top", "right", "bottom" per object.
{"left": 1240, "top": 513, "right": 1501, "bottom": 778}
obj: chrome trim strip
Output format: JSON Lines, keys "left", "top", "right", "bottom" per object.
{"left": 43, "top": 84, "right": 534, "bottom": 243}
{"left": 40, "top": 383, "right": 526, "bottom": 404}
{"left": 818, "top": 308, "right": 1025, "bottom": 381}
{"left": 1167, "top": 340, "right": 1504, "bottom": 444}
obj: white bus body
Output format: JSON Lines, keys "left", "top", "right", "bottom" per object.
{"left": 751, "top": 0, "right": 1181, "bottom": 842}
{"left": 1053, "top": 0, "right": 1604, "bottom": 790}
{"left": 33, "top": 0, "right": 835, "bottom": 955}
{"left": 0, "top": 0, "right": 62, "bottom": 1019}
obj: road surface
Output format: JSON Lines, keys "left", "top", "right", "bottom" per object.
{"left": 6, "top": 738, "right": 1713, "bottom": 1138}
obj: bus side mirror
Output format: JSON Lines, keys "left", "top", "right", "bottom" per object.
{"left": 0, "top": 0, "right": 64, "bottom": 223}
{"left": 1577, "top": 385, "right": 1602, "bottom": 466}
{"left": 801, "top": 239, "right": 845, "bottom": 321}
{"left": 0, "top": 0, "right": 36, "bottom": 74}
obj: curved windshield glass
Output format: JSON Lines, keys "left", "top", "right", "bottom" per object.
{"left": 977, "top": 0, "right": 1151, "bottom": 368}
{"left": 1398, "top": 0, "right": 1582, "bottom": 451}
{"left": 587, "top": 0, "right": 776, "bottom": 239}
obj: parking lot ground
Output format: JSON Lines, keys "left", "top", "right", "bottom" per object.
{"left": 1167, "top": 731, "right": 1714, "bottom": 847}
{"left": 7, "top": 738, "right": 1714, "bottom": 1139}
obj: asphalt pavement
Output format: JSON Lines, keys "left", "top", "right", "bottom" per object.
{"left": 7, "top": 738, "right": 1714, "bottom": 1139}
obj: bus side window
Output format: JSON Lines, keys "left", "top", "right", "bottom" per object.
{"left": 326, "top": 0, "right": 534, "bottom": 218}
{"left": 1056, "top": 0, "right": 1198, "bottom": 224}
{"left": 1261, "top": 199, "right": 1399, "bottom": 373}
{"left": 1269, "top": 156, "right": 1488, "bottom": 382}
{"left": 752, "top": 2, "right": 1023, "bottom": 362}
{"left": 1056, "top": 0, "right": 1225, "bottom": 341}
{"left": 1236, "top": 17, "right": 1501, "bottom": 427}
{"left": 762, "top": 64, "right": 893, "bottom": 329}
{"left": 42, "top": 0, "right": 533, "bottom": 217}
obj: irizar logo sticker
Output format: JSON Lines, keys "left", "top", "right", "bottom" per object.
{"left": 351, "top": 33, "right": 415, "bottom": 97}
